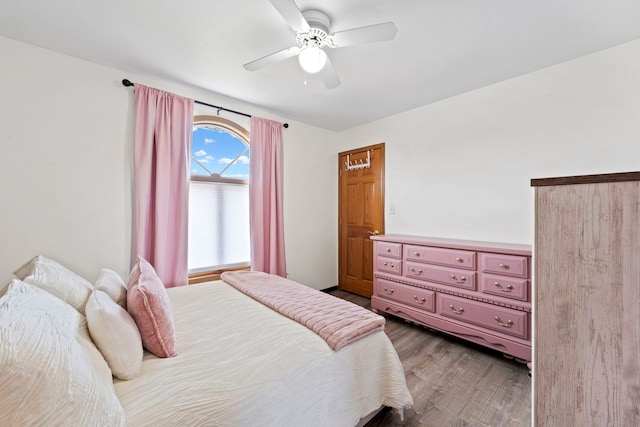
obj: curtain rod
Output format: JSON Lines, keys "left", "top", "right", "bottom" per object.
{"left": 121, "top": 79, "right": 288, "bottom": 128}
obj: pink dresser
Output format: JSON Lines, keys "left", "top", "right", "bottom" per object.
{"left": 371, "top": 235, "right": 532, "bottom": 361}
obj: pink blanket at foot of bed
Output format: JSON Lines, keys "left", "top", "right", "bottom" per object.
{"left": 221, "top": 271, "right": 385, "bottom": 350}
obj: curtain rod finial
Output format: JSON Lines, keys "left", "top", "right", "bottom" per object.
{"left": 122, "top": 79, "right": 134, "bottom": 87}
{"left": 283, "top": 123, "right": 289, "bottom": 128}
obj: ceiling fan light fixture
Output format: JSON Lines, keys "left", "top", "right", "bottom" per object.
{"left": 298, "top": 44, "right": 327, "bottom": 74}
{"left": 243, "top": 2, "right": 397, "bottom": 89}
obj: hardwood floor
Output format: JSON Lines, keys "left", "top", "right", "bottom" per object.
{"left": 330, "top": 290, "right": 532, "bottom": 427}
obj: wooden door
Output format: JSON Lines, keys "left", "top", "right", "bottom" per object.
{"left": 338, "top": 143, "right": 385, "bottom": 297}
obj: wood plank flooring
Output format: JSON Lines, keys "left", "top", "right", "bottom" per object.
{"left": 330, "top": 290, "right": 532, "bottom": 427}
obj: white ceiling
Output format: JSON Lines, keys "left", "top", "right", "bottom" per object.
{"left": 2, "top": 0, "right": 640, "bottom": 131}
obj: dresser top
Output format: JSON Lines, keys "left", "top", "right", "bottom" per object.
{"left": 371, "top": 234, "right": 532, "bottom": 256}
{"left": 531, "top": 171, "right": 640, "bottom": 187}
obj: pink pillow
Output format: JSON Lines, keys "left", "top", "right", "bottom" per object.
{"left": 127, "top": 256, "right": 176, "bottom": 358}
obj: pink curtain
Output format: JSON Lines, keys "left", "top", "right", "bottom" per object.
{"left": 132, "top": 84, "right": 194, "bottom": 287}
{"left": 249, "top": 117, "right": 286, "bottom": 277}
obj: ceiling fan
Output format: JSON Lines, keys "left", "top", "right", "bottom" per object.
{"left": 243, "top": 0, "right": 398, "bottom": 89}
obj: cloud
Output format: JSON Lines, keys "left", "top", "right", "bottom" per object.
{"left": 204, "top": 138, "right": 214, "bottom": 144}
{"left": 198, "top": 155, "right": 214, "bottom": 164}
{"left": 195, "top": 150, "right": 207, "bottom": 156}
{"left": 219, "top": 155, "right": 250, "bottom": 165}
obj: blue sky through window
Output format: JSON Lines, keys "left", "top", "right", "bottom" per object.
{"left": 191, "top": 126, "right": 249, "bottom": 179}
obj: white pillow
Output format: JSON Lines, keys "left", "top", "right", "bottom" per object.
{"left": 0, "top": 280, "right": 125, "bottom": 426}
{"left": 13, "top": 255, "right": 93, "bottom": 314}
{"left": 86, "top": 290, "right": 143, "bottom": 380}
{"left": 95, "top": 268, "right": 127, "bottom": 309}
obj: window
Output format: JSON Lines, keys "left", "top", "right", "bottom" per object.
{"left": 188, "top": 116, "right": 250, "bottom": 280}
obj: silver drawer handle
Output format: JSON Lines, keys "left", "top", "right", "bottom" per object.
{"left": 494, "top": 282, "right": 514, "bottom": 292}
{"left": 386, "top": 248, "right": 391, "bottom": 252}
{"left": 499, "top": 263, "right": 509, "bottom": 270}
{"left": 383, "top": 262, "right": 395, "bottom": 268}
{"left": 413, "top": 295, "right": 426, "bottom": 304}
{"left": 413, "top": 251, "right": 421, "bottom": 256}
{"left": 455, "top": 257, "right": 463, "bottom": 262}
{"left": 494, "top": 316, "right": 513, "bottom": 328}
{"left": 450, "top": 274, "right": 467, "bottom": 284}
{"left": 383, "top": 287, "right": 394, "bottom": 295}
{"left": 410, "top": 267, "right": 423, "bottom": 274}
{"left": 449, "top": 304, "right": 464, "bottom": 315}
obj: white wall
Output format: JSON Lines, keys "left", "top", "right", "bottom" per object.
{"left": 0, "top": 36, "right": 339, "bottom": 290}
{"left": 3, "top": 34, "right": 639, "bottom": 290}
{"left": 282, "top": 123, "right": 339, "bottom": 289}
{"left": 0, "top": 37, "right": 132, "bottom": 284}
{"left": 338, "top": 39, "right": 640, "bottom": 245}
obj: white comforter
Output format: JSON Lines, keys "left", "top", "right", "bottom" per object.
{"left": 113, "top": 281, "right": 412, "bottom": 426}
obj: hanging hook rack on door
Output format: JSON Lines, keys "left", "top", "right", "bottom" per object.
{"left": 345, "top": 150, "right": 371, "bottom": 171}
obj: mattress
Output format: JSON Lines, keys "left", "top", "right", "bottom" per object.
{"left": 113, "top": 281, "right": 413, "bottom": 426}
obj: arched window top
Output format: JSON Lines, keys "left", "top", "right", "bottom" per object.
{"left": 191, "top": 115, "right": 250, "bottom": 183}
{"left": 194, "top": 115, "right": 249, "bottom": 144}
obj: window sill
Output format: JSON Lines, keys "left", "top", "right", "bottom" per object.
{"left": 188, "top": 265, "right": 250, "bottom": 284}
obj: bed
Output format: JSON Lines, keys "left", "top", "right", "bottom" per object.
{"left": 0, "top": 256, "right": 413, "bottom": 426}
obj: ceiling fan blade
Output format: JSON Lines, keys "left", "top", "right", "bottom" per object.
{"left": 320, "top": 56, "right": 341, "bottom": 89}
{"left": 329, "top": 22, "right": 397, "bottom": 47}
{"left": 269, "top": 0, "right": 310, "bottom": 33}
{"left": 243, "top": 46, "right": 300, "bottom": 71}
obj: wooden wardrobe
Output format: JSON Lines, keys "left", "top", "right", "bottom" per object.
{"left": 531, "top": 172, "right": 640, "bottom": 426}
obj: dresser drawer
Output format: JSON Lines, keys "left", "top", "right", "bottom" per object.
{"left": 438, "top": 294, "right": 528, "bottom": 339}
{"left": 405, "top": 261, "right": 476, "bottom": 291}
{"left": 374, "top": 278, "right": 435, "bottom": 312}
{"left": 405, "top": 245, "right": 476, "bottom": 270}
{"left": 479, "top": 253, "right": 529, "bottom": 278}
{"left": 479, "top": 273, "right": 529, "bottom": 302}
{"left": 376, "top": 256, "right": 402, "bottom": 275}
{"left": 376, "top": 242, "right": 402, "bottom": 259}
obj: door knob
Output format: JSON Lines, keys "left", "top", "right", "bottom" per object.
{"left": 368, "top": 230, "right": 380, "bottom": 235}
